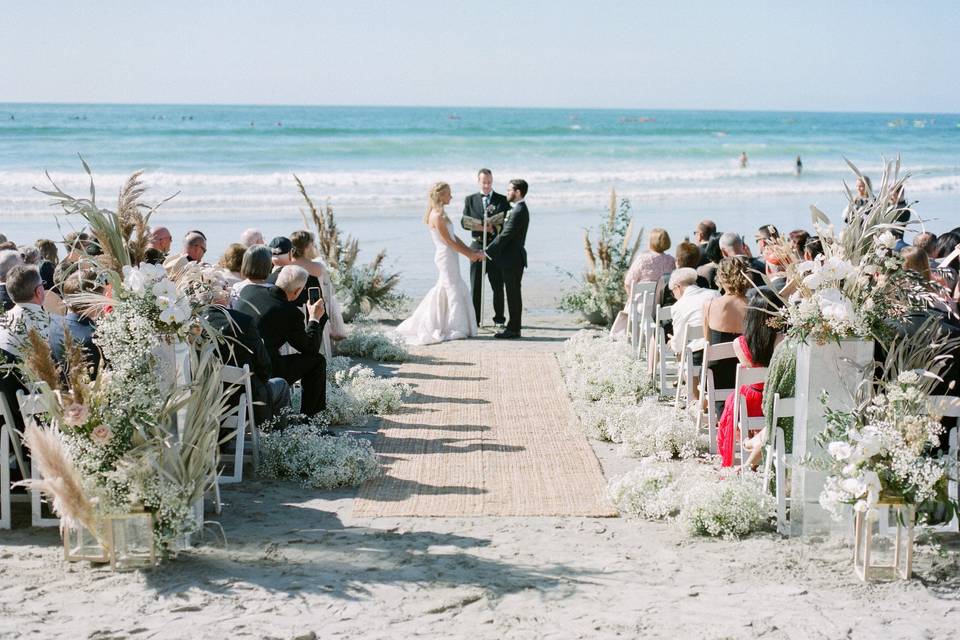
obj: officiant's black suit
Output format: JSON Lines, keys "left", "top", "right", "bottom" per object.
{"left": 461, "top": 191, "right": 511, "bottom": 325}
{"left": 485, "top": 200, "right": 529, "bottom": 335}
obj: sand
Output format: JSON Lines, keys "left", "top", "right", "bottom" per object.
{"left": 2, "top": 317, "right": 960, "bottom": 640}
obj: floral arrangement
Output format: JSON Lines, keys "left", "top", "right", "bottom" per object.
{"left": 336, "top": 324, "right": 409, "bottom": 362}
{"left": 771, "top": 160, "right": 935, "bottom": 344}
{"left": 817, "top": 371, "right": 953, "bottom": 522}
{"left": 558, "top": 190, "right": 643, "bottom": 326}
{"left": 609, "top": 460, "right": 774, "bottom": 538}
{"left": 558, "top": 331, "right": 654, "bottom": 405}
{"left": 678, "top": 473, "right": 775, "bottom": 538}
{"left": 618, "top": 398, "right": 706, "bottom": 460}
{"left": 258, "top": 420, "right": 382, "bottom": 489}
{"left": 288, "top": 357, "right": 411, "bottom": 425}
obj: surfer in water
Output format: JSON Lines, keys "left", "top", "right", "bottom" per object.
{"left": 795, "top": 155, "right": 802, "bottom": 176}
{"left": 739, "top": 151, "right": 748, "bottom": 168}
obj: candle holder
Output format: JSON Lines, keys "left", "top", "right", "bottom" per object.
{"left": 853, "top": 501, "right": 914, "bottom": 581}
{"left": 62, "top": 520, "right": 109, "bottom": 563}
{"left": 106, "top": 512, "right": 156, "bottom": 571}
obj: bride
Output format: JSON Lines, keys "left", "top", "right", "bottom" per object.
{"left": 397, "top": 182, "right": 484, "bottom": 345}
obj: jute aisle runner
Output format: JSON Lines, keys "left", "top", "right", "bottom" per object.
{"left": 353, "top": 349, "right": 616, "bottom": 517}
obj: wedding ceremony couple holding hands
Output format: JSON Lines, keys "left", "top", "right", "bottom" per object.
{"left": 397, "top": 169, "right": 529, "bottom": 345}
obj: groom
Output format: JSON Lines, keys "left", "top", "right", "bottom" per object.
{"left": 461, "top": 168, "right": 511, "bottom": 326}
{"left": 484, "top": 179, "right": 529, "bottom": 339}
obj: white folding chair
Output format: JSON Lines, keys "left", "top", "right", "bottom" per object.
{"left": 627, "top": 282, "right": 658, "bottom": 350}
{"left": 921, "top": 395, "right": 960, "bottom": 533}
{"left": 762, "top": 393, "right": 795, "bottom": 535}
{"left": 652, "top": 306, "right": 676, "bottom": 397}
{"left": 734, "top": 364, "right": 768, "bottom": 472}
{"left": 0, "top": 393, "right": 29, "bottom": 530}
{"left": 673, "top": 323, "right": 704, "bottom": 409}
{"left": 218, "top": 364, "right": 259, "bottom": 485}
{"left": 697, "top": 341, "right": 737, "bottom": 455}
{"left": 15, "top": 390, "right": 59, "bottom": 528}
{"left": 637, "top": 291, "right": 657, "bottom": 360}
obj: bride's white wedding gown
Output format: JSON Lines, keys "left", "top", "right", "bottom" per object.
{"left": 397, "top": 219, "right": 478, "bottom": 345}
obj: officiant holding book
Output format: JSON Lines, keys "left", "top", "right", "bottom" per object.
{"left": 461, "top": 168, "right": 510, "bottom": 326}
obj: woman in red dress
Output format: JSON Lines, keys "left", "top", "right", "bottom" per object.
{"left": 716, "top": 291, "right": 780, "bottom": 467}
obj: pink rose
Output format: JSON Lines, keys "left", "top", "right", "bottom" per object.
{"left": 63, "top": 403, "right": 90, "bottom": 427}
{"left": 90, "top": 425, "right": 113, "bottom": 445}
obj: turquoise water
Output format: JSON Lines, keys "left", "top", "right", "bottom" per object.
{"left": 1, "top": 104, "right": 958, "bottom": 308}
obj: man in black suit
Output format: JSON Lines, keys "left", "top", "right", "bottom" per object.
{"left": 461, "top": 168, "right": 511, "bottom": 326}
{"left": 484, "top": 179, "right": 530, "bottom": 339}
{"left": 237, "top": 264, "right": 328, "bottom": 415}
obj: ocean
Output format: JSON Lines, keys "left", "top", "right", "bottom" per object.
{"left": 1, "top": 103, "right": 958, "bottom": 311}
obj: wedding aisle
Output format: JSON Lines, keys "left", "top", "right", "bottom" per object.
{"left": 353, "top": 344, "right": 616, "bottom": 517}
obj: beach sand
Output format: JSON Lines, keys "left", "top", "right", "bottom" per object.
{"left": 2, "top": 317, "right": 960, "bottom": 639}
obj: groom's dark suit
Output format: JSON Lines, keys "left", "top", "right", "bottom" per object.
{"left": 461, "top": 191, "right": 511, "bottom": 325}
{"left": 484, "top": 200, "right": 529, "bottom": 335}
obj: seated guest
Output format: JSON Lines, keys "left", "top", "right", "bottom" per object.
{"left": 913, "top": 231, "right": 937, "bottom": 259}
{"left": 752, "top": 225, "right": 779, "bottom": 277}
{"left": 624, "top": 228, "right": 676, "bottom": 289}
{"left": 147, "top": 226, "right": 173, "bottom": 255}
{"left": 697, "top": 233, "right": 723, "bottom": 289}
{"left": 933, "top": 231, "right": 960, "bottom": 292}
{"left": 49, "top": 270, "right": 103, "bottom": 376}
{"left": 53, "top": 231, "right": 90, "bottom": 295}
{"left": 230, "top": 245, "right": 273, "bottom": 304}
{"left": 182, "top": 230, "right": 207, "bottom": 263}
{"left": 268, "top": 236, "right": 293, "bottom": 273}
{"left": 0, "top": 265, "right": 52, "bottom": 358}
{"left": 703, "top": 256, "right": 751, "bottom": 392}
{"left": 241, "top": 228, "right": 265, "bottom": 247}
{"left": 143, "top": 247, "right": 166, "bottom": 265}
{"left": 694, "top": 219, "right": 717, "bottom": 266}
{"left": 217, "top": 243, "right": 247, "bottom": 286}
{"left": 204, "top": 290, "right": 290, "bottom": 424}
{"left": 803, "top": 237, "right": 823, "bottom": 261}
{"left": 716, "top": 291, "right": 779, "bottom": 468}
{"left": 788, "top": 229, "right": 809, "bottom": 258}
{"left": 718, "top": 232, "right": 764, "bottom": 286}
{"left": 903, "top": 246, "right": 954, "bottom": 313}
{"left": 655, "top": 241, "right": 707, "bottom": 312}
{"left": 0, "top": 249, "right": 23, "bottom": 311}
{"left": 238, "top": 265, "right": 328, "bottom": 415}
{"left": 667, "top": 268, "right": 718, "bottom": 355}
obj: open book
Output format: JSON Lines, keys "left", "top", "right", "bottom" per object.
{"left": 463, "top": 212, "right": 505, "bottom": 231}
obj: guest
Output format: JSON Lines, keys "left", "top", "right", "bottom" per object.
{"left": 843, "top": 175, "right": 873, "bottom": 223}
{"left": 268, "top": 236, "right": 293, "bottom": 272}
{"left": 803, "top": 237, "right": 823, "bottom": 261}
{"left": 696, "top": 234, "right": 723, "bottom": 289}
{"left": 0, "top": 265, "right": 52, "bottom": 358}
{"left": 933, "top": 231, "right": 960, "bottom": 293}
{"left": 182, "top": 231, "right": 207, "bottom": 263}
{"left": 702, "top": 257, "right": 751, "bottom": 392}
{"left": 287, "top": 230, "right": 346, "bottom": 341}
{"left": 230, "top": 245, "right": 274, "bottom": 305}
{"left": 654, "top": 241, "right": 707, "bottom": 311}
{"left": 204, "top": 291, "right": 290, "bottom": 424}
{"left": 49, "top": 269, "right": 103, "bottom": 376}
{"left": 217, "top": 243, "right": 247, "bottom": 286}
{"left": 913, "top": 231, "right": 938, "bottom": 258}
{"left": 788, "top": 229, "right": 809, "bottom": 258}
{"left": 143, "top": 247, "right": 166, "bottom": 265}
{"left": 148, "top": 226, "right": 173, "bottom": 254}
{"left": 753, "top": 225, "right": 779, "bottom": 275}
{"left": 667, "top": 268, "right": 718, "bottom": 355}
{"left": 238, "top": 265, "right": 328, "bottom": 415}
{"left": 54, "top": 231, "right": 90, "bottom": 291}
{"left": 35, "top": 239, "right": 58, "bottom": 265}
{"left": 719, "top": 232, "right": 764, "bottom": 286}
{"left": 624, "top": 228, "right": 675, "bottom": 290}
{"left": 716, "top": 291, "right": 779, "bottom": 468}
{"left": 241, "top": 228, "right": 265, "bottom": 247}
{"left": 694, "top": 220, "right": 716, "bottom": 266}
{"left": 0, "top": 249, "right": 23, "bottom": 311}
{"left": 903, "top": 247, "right": 954, "bottom": 313}
{"left": 34, "top": 239, "right": 58, "bottom": 291}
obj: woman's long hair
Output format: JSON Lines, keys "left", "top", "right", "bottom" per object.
{"left": 743, "top": 289, "right": 780, "bottom": 366}
{"left": 424, "top": 182, "right": 451, "bottom": 224}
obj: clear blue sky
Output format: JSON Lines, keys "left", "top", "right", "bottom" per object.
{"left": 2, "top": 0, "right": 958, "bottom": 112}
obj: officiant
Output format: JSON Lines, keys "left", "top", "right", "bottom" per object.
{"left": 461, "top": 168, "right": 511, "bottom": 326}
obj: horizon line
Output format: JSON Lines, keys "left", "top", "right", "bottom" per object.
{"left": 1, "top": 100, "right": 958, "bottom": 117}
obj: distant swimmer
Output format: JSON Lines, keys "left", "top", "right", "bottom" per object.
{"left": 795, "top": 155, "right": 802, "bottom": 176}
{"left": 739, "top": 151, "right": 748, "bottom": 168}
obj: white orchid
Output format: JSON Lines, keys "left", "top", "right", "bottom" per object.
{"left": 828, "top": 441, "right": 853, "bottom": 461}
{"left": 802, "top": 256, "right": 857, "bottom": 290}
{"left": 816, "top": 288, "right": 855, "bottom": 324}
{"left": 876, "top": 230, "right": 898, "bottom": 249}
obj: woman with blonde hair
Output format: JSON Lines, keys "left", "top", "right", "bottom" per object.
{"left": 397, "top": 182, "right": 483, "bottom": 345}
{"left": 623, "top": 227, "right": 676, "bottom": 291}
{"left": 701, "top": 256, "right": 752, "bottom": 397}
{"left": 288, "top": 230, "right": 347, "bottom": 342}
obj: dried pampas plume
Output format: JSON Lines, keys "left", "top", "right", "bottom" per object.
{"left": 23, "top": 329, "right": 60, "bottom": 392}
{"left": 15, "top": 423, "right": 96, "bottom": 533}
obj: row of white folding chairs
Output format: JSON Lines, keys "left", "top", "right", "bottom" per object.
{"left": 0, "top": 363, "right": 259, "bottom": 529}
{"left": 626, "top": 281, "right": 658, "bottom": 355}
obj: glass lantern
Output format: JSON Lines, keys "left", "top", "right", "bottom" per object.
{"left": 106, "top": 512, "right": 157, "bottom": 571}
{"left": 62, "top": 520, "right": 109, "bottom": 563}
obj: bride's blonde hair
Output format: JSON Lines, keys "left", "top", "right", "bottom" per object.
{"left": 424, "top": 182, "right": 451, "bottom": 224}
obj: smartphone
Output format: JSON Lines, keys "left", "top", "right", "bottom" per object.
{"left": 307, "top": 287, "right": 322, "bottom": 304}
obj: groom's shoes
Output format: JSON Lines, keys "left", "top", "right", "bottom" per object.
{"left": 494, "top": 329, "right": 521, "bottom": 339}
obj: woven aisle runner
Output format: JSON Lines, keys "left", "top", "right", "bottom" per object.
{"left": 352, "top": 349, "right": 616, "bottom": 517}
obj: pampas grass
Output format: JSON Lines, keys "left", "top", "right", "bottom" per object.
{"left": 16, "top": 423, "right": 96, "bottom": 532}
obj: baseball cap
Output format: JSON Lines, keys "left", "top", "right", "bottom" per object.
{"left": 269, "top": 236, "right": 292, "bottom": 256}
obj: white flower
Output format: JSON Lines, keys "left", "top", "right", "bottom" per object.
{"left": 802, "top": 256, "right": 856, "bottom": 290}
{"left": 897, "top": 370, "right": 921, "bottom": 385}
{"left": 817, "top": 288, "right": 855, "bottom": 324}
{"left": 876, "top": 230, "right": 898, "bottom": 249}
{"left": 151, "top": 279, "right": 179, "bottom": 299}
{"left": 828, "top": 441, "right": 853, "bottom": 461}
{"left": 122, "top": 265, "right": 148, "bottom": 294}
